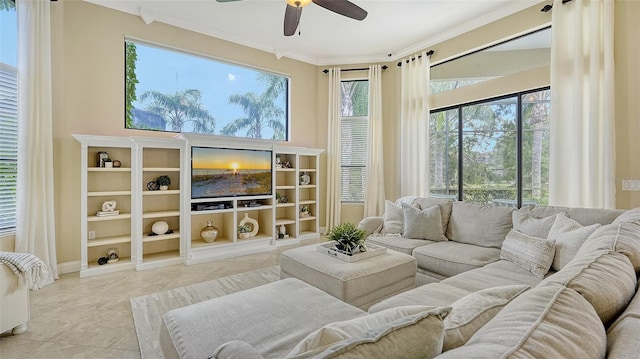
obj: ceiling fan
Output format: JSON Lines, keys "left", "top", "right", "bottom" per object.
{"left": 216, "top": 0, "right": 368, "bottom": 36}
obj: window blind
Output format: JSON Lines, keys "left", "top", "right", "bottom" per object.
{"left": 0, "top": 63, "right": 18, "bottom": 235}
{"left": 340, "top": 117, "right": 368, "bottom": 202}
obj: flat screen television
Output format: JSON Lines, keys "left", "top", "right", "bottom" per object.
{"left": 191, "top": 146, "right": 272, "bottom": 199}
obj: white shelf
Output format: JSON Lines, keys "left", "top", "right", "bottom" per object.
{"left": 143, "top": 230, "right": 181, "bottom": 242}
{"left": 88, "top": 190, "right": 131, "bottom": 197}
{"left": 237, "top": 205, "right": 272, "bottom": 212}
{"left": 299, "top": 200, "right": 316, "bottom": 205}
{"left": 142, "top": 210, "right": 180, "bottom": 219}
{"left": 276, "top": 203, "right": 295, "bottom": 208}
{"left": 87, "top": 167, "right": 131, "bottom": 172}
{"left": 143, "top": 190, "right": 180, "bottom": 196}
{"left": 276, "top": 185, "right": 296, "bottom": 190}
{"left": 299, "top": 168, "right": 316, "bottom": 172}
{"left": 275, "top": 218, "right": 296, "bottom": 225}
{"left": 299, "top": 185, "right": 316, "bottom": 189}
{"left": 143, "top": 167, "right": 180, "bottom": 172}
{"left": 88, "top": 213, "right": 132, "bottom": 222}
{"left": 87, "top": 235, "right": 131, "bottom": 247}
{"left": 299, "top": 216, "right": 317, "bottom": 222}
{"left": 191, "top": 208, "right": 234, "bottom": 215}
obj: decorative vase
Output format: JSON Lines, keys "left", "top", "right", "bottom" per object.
{"left": 200, "top": 221, "right": 220, "bottom": 243}
{"left": 238, "top": 213, "right": 259, "bottom": 239}
{"left": 159, "top": 185, "right": 169, "bottom": 191}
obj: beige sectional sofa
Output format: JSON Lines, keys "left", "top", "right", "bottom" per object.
{"left": 160, "top": 198, "right": 640, "bottom": 359}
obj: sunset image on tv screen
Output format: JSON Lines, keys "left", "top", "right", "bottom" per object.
{"left": 191, "top": 147, "right": 272, "bottom": 199}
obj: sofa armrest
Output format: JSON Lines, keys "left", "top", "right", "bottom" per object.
{"left": 358, "top": 217, "right": 383, "bottom": 235}
{"left": 211, "top": 340, "right": 265, "bottom": 359}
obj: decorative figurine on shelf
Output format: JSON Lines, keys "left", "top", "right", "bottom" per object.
{"left": 300, "top": 206, "right": 310, "bottom": 218}
{"left": 282, "top": 160, "right": 292, "bottom": 169}
{"left": 151, "top": 220, "right": 169, "bottom": 235}
{"left": 280, "top": 195, "right": 288, "bottom": 203}
{"left": 279, "top": 224, "right": 287, "bottom": 239}
{"left": 112, "top": 160, "right": 122, "bottom": 168}
{"left": 104, "top": 158, "right": 113, "bottom": 168}
{"left": 106, "top": 248, "right": 119, "bottom": 263}
{"left": 200, "top": 221, "right": 220, "bottom": 243}
{"left": 97, "top": 151, "right": 109, "bottom": 167}
{"left": 276, "top": 192, "right": 281, "bottom": 203}
{"left": 276, "top": 155, "right": 282, "bottom": 169}
{"left": 238, "top": 213, "right": 259, "bottom": 239}
{"left": 96, "top": 200, "right": 119, "bottom": 217}
{"left": 300, "top": 172, "right": 311, "bottom": 185}
{"left": 156, "top": 175, "right": 171, "bottom": 190}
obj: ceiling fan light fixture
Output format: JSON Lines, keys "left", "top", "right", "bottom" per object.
{"left": 286, "top": 0, "right": 312, "bottom": 8}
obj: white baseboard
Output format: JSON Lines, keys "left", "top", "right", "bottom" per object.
{"left": 57, "top": 261, "right": 81, "bottom": 275}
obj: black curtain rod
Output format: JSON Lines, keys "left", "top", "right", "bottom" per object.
{"left": 396, "top": 50, "right": 435, "bottom": 67}
{"left": 541, "top": 0, "right": 572, "bottom": 13}
{"left": 322, "top": 65, "right": 388, "bottom": 74}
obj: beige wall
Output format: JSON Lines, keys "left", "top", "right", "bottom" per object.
{"left": 51, "top": 0, "right": 319, "bottom": 264}
{"left": 46, "top": 0, "right": 640, "bottom": 265}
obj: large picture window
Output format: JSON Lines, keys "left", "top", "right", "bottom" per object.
{"left": 430, "top": 88, "right": 550, "bottom": 207}
{"left": 125, "top": 40, "right": 290, "bottom": 140}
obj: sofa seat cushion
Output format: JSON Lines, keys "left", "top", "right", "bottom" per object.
{"left": 540, "top": 249, "right": 636, "bottom": 325}
{"left": 160, "top": 278, "right": 366, "bottom": 359}
{"left": 441, "top": 260, "right": 546, "bottom": 294}
{"left": 435, "top": 284, "right": 607, "bottom": 359}
{"left": 368, "top": 283, "right": 471, "bottom": 313}
{"left": 366, "top": 235, "right": 436, "bottom": 255}
{"left": 412, "top": 241, "right": 500, "bottom": 278}
{"left": 213, "top": 341, "right": 265, "bottom": 359}
{"left": 445, "top": 202, "right": 514, "bottom": 249}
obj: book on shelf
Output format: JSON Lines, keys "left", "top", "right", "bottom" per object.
{"left": 96, "top": 210, "right": 120, "bottom": 217}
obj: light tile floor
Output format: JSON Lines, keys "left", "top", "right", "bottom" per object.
{"left": 0, "top": 245, "right": 302, "bottom": 359}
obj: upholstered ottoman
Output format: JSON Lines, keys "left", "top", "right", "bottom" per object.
{"left": 280, "top": 244, "right": 417, "bottom": 309}
{"left": 160, "top": 278, "right": 366, "bottom": 359}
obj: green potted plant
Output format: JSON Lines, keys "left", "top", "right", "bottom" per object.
{"left": 156, "top": 175, "right": 171, "bottom": 190}
{"left": 327, "top": 222, "right": 367, "bottom": 255}
{"left": 276, "top": 192, "right": 281, "bottom": 203}
{"left": 238, "top": 224, "right": 252, "bottom": 239}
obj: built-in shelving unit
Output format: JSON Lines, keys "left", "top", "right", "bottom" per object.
{"left": 75, "top": 133, "right": 323, "bottom": 274}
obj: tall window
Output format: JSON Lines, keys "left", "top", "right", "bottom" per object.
{"left": 340, "top": 80, "right": 369, "bottom": 202}
{"left": 124, "top": 40, "right": 290, "bottom": 140}
{"left": 0, "top": 0, "right": 17, "bottom": 235}
{"left": 429, "top": 88, "right": 550, "bottom": 207}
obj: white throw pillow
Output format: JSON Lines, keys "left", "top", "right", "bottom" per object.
{"left": 548, "top": 214, "right": 601, "bottom": 271}
{"left": 380, "top": 200, "right": 404, "bottom": 234}
{"left": 500, "top": 230, "right": 555, "bottom": 278}
{"left": 402, "top": 204, "right": 448, "bottom": 241}
{"left": 612, "top": 207, "right": 640, "bottom": 225}
{"left": 512, "top": 211, "right": 566, "bottom": 238}
{"left": 286, "top": 306, "right": 450, "bottom": 359}
{"left": 443, "top": 285, "right": 530, "bottom": 351}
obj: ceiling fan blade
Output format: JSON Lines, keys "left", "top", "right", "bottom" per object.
{"left": 312, "top": 0, "right": 367, "bottom": 21}
{"left": 284, "top": 4, "right": 301, "bottom": 36}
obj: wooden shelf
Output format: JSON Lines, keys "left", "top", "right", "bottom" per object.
{"left": 191, "top": 208, "right": 234, "bottom": 215}
{"left": 191, "top": 238, "right": 233, "bottom": 248}
{"left": 299, "top": 168, "right": 316, "bottom": 172}
{"left": 276, "top": 168, "right": 296, "bottom": 172}
{"left": 276, "top": 185, "right": 296, "bottom": 190}
{"left": 237, "top": 205, "right": 272, "bottom": 212}
{"left": 299, "top": 216, "right": 317, "bottom": 222}
{"left": 87, "top": 235, "right": 131, "bottom": 247}
{"left": 299, "top": 185, "right": 316, "bottom": 189}
{"left": 299, "top": 200, "right": 316, "bottom": 205}
{"left": 276, "top": 203, "right": 295, "bottom": 208}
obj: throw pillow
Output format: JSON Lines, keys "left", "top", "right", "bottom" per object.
{"left": 539, "top": 249, "right": 636, "bottom": 325}
{"left": 512, "top": 210, "right": 566, "bottom": 238}
{"left": 548, "top": 214, "right": 601, "bottom": 271}
{"left": 443, "top": 285, "right": 530, "bottom": 351}
{"left": 380, "top": 200, "right": 404, "bottom": 234}
{"left": 285, "top": 306, "right": 450, "bottom": 359}
{"left": 413, "top": 197, "right": 454, "bottom": 234}
{"left": 212, "top": 340, "right": 265, "bottom": 359}
{"left": 436, "top": 285, "right": 607, "bottom": 359}
{"left": 612, "top": 207, "right": 640, "bottom": 225}
{"left": 402, "top": 204, "right": 448, "bottom": 241}
{"left": 499, "top": 230, "right": 555, "bottom": 278}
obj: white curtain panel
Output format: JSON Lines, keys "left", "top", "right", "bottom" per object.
{"left": 549, "top": 0, "right": 615, "bottom": 208}
{"left": 363, "top": 65, "right": 386, "bottom": 216}
{"left": 15, "top": 0, "right": 58, "bottom": 284}
{"left": 400, "top": 51, "right": 431, "bottom": 197}
{"left": 325, "top": 68, "right": 342, "bottom": 230}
